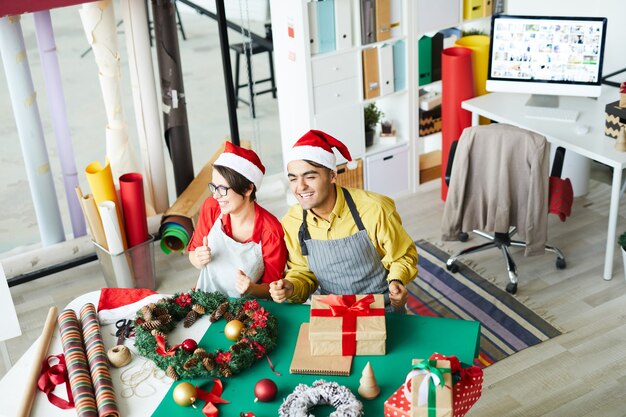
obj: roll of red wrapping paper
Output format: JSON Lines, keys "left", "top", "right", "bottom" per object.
{"left": 119, "top": 172, "right": 149, "bottom": 248}
{"left": 58, "top": 309, "right": 98, "bottom": 417}
{"left": 441, "top": 46, "right": 475, "bottom": 201}
{"left": 79, "top": 303, "right": 119, "bottom": 417}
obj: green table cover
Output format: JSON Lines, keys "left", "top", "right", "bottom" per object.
{"left": 152, "top": 300, "right": 480, "bottom": 416}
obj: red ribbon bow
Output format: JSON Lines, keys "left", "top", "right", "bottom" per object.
{"left": 311, "top": 294, "right": 384, "bottom": 356}
{"left": 155, "top": 334, "right": 183, "bottom": 356}
{"left": 196, "top": 378, "right": 229, "bottom": 417}
{"left": 37, "top": 354, "right": 74, "bottom": 409}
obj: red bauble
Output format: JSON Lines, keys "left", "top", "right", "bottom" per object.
{"left": 254, "top": 378, "right": 278, "bottom": 402}
{"left": 181, "top": 339, "right": 198, "bottom": 353}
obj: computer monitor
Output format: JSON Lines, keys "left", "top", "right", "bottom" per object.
{"left": 486, "top": 15, "right": 608, "bottom": 112}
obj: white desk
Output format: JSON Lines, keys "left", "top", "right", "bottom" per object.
{"left": 462, "top": 89, "right": 626, "bottom": 281}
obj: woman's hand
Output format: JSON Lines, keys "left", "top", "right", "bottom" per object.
{"left": 189, "top": 236, "right": 211, "bottom": 269}
{"left": 269, "top": 279, "right": 294, "bottom": 303}
{"left": 389, "top": 280, "right": 408, "bottom": 311}
{"left": 235, "top": 270, "right": 252, "bottom": 295}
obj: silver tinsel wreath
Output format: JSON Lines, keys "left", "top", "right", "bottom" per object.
{"left": 278, "top": 379, "right": 363, "bottom": 417}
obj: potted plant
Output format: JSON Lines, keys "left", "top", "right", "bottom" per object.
{"left": 364, "top": 103, "right": 384, "bottom": 147}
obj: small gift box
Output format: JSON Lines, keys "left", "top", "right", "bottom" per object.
{"left": 384, "top": 359, "right": 453, "bottom": 417}
{"left": 309, "top": 294, "right": 386, "bottom": 356}
{"left": 430, "top": 353, "right": 484, "bottom": 417}
{"left": 605, "top": 100, "right": 626, "bottom": 138}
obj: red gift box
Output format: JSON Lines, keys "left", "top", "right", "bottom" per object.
{"left": 430, "top": 353, "right": 484, "bottom": 417}
{"left": 384, "top": 384, "right": 411, "bottom": 417}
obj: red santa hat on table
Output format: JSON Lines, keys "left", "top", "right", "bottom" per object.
{"left": 213, "top": 141, "right": 266, "bottom": 190}
{"left": 97, "top": 288, "right": 164, "bottom": 324}
{"left": 286, "top": 130, "right": 358, "bottom": 171}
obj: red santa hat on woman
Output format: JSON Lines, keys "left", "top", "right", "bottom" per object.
{"left": 286, "top": 130, "right": 358, "bottom": 171}
{"left": 213, "top": 141, "right": 266, "bottom": 189}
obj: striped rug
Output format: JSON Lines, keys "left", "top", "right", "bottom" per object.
{"left": 406, "top": 240, "right": 562, "bottom": 368}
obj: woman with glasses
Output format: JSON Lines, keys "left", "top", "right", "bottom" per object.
{"left": 187, "top": 142, "right": 287, "bottom": 298}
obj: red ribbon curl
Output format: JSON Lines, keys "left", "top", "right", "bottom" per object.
{"left": 155, "top": 334, "right": 183, "bottom": 356}
{"left": 310, "top": 294, "right": 384, "bottom": 356}
{"left": 196, "top": 378, "right": 229, "bottom": 417}
{"left": 37, "top": 354, "right": 74, "bottom": 409}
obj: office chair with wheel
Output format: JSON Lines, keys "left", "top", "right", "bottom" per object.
{"left": 441, "top": 124, "right": 566, "bottom": 294}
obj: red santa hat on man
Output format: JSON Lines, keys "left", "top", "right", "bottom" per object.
{"left": 213, "top": 141, "right": 266, "bottom": 189}
{"left": 286, "top": 130, "right": 358, "bottom": 171}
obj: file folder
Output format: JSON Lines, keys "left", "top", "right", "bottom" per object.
{"left": 360, "top": 0, "right": 376, "bottom": 45}
{"left": 375, "top": 0, "right": 391, "bottom": 42}
{"left": 308, "top": 1, "right": 319, "bottom": 54}
{"left": 392, "top": 40, "right": 406, "bottom": 91}
{"left": 316, "top": 0, "right": 336, "bottom": 54}
{"left": 362, "top": 47, "right": 380, "bottom": 99}
{"left": 378, "top": 44, "right": 394, "bottom": 96}
{"left": 334, "top": 0, "right": 352, "bottom": 50}
{"left": 418, "top": 35, "right": 432, "bottom": 86}
{"left": 390, "top": 0, "right": 402, "bottom": 38}
{"left": 463, "top": 0, "right": 483, "bottom": 20}
{"left": 431, "top": 32, "right": 444, "bottom": 82}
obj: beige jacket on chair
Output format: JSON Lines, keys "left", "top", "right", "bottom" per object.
{"left": 441, "top": 123, "right": 549, "bottom": 256}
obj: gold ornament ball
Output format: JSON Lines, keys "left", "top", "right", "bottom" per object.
{"left": 173, "top": 382, "right": 197, "bottom": 406}
{"left": 224, "top": 319, "right": 244, "bottom": 341}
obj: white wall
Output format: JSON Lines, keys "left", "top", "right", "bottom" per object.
{"left": 506, "top": 0, "right": 625, "bottom": 74}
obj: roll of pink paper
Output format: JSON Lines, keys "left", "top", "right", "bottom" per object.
{"left": 441, "top": 46, "right": 475, "bottom": 201}
{"left": 58, "top": 309, "right": 98, "bottom": 417}
{"left": 79, "top": 303, "right": 119, "bottom": 417}
{"left": 120, "top": 172, "right": 149, "bottom": 248}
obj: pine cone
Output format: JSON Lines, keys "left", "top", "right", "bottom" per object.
{"left": 210, "top": 301, "right": 230, "bottom": 322}
{"left": 235, "top": 309, "right": 247, "bottom": 322}
{"left": 231, "top": 341, "right": 246, "bottom": 353}
{"left": 140, "top": 320, "right": 161, "bottom": 331}
{"left": 153, "top": 307, "right": 168, "bottom": 317}
{"left": 194, "top": 348, "right": 209, "bottom": 359}
{"left": 222, "top": 311, "right": 235, "bottom": 322}
{"left": 192, "top": 304, "right": 206, "bottom": 315}
{"left": 202, "top": 356, "right": 215, "bottom": 371}
{"left": 219, "top": 364, "right": 232, "bottom": 378}
{"left": 241, "top": 327, "right": 257, "bottom": 337}
{"left": 183, "top": 357, "right": 199, "bottom": 370}
{"left": 140, "top": 305, "right": 153, "bottom": 320}
{"left": 151, "top": 329, "right": 166, "bottom": 338}
{"left": 166, "top": 365, "right": 179, "bottom": 380}
{"left": 183, "top": 310, "right": 199, "bottom": 328}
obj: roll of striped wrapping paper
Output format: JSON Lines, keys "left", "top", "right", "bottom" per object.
{"left": 58, "top": 309, "right": 98, "bottom": 417}
{"left": 79, "top": 303, "right": 119, "bottom": 417}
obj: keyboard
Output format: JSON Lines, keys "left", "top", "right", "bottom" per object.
{"left": 524, "top": 106, "right": 579, "bottom": 123}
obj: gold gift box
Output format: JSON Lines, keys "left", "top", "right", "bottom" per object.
{"left": 410, "top": 359, "right": 453, "bottom": 417}
{"left": 309, "top": 294, "right": 386, "bottom": 356}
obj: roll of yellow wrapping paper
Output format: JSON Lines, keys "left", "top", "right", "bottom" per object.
{"left": 455, "top": 35, "right": 490, "bottom": 97}
{"left": 85, "top": 160, "right": 127, "bottom": 250}
{"left": 75, "top": 186, "right": 108, "bottom": 250}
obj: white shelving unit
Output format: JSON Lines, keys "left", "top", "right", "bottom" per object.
{"left": 269, "top": 0, "right": 485, "bottom": 195}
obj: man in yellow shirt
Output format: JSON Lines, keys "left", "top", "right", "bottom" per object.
{"left": 269, "top": 130, "right": 418, "bottom": 312}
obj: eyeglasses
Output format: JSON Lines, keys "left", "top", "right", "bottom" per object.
{"left": 209, "top": 183, "right": 231, "bottom": 197}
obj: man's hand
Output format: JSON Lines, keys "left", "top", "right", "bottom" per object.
{"left": 235, "top": 270, "right": 252, "bottom": 295}
{"left": 269, "top": 279, "right": 294, "bottom": 303}
{"left": 389, "top": 280, "right": 408, "bottom": 311}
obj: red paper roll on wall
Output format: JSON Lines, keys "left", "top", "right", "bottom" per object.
{"left": 120, "top": 173, "right": 149, "bottom": 248}
{"left": 441, "top": 47, "right": 475, "bottom": 201}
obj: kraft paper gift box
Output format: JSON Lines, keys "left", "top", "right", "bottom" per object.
{"left": 309, "top": 294, "right": 386, "bottom": 356}
{"left": 384, "top": 359, "right": 453, "bottom": 417}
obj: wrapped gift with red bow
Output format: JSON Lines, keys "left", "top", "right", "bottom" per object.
{"left": 384, "top": 359, "right": 453, "bottom": 417}
{"left": 309, "top": 294, "right": 386, "bottom": 356}
{"left": 429, "top": 353, "right": 483, "bottom": 417}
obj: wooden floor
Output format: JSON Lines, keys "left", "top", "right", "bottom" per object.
{"left": 3, "top": 174, "right": 626, "bottom": 416}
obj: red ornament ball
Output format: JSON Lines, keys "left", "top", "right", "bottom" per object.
{"left": 181, "top": 338, "right": 198, "bottom": 353}
{"left": 254, "top": 378, "right": 278, "bottom": 402}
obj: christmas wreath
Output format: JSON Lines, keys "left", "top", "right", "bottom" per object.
{"left": 279, "top": 380, "right": 363, "bottom": 417}
{"left": 134, "top": 290, "right": 278, "bottom": 380}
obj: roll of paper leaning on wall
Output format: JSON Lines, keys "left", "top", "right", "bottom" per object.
{"left": 0, "top": 16, "right": 65, "bottom": 246}
{"left": 441, "top": 47, "right": 475, "bottom": 201}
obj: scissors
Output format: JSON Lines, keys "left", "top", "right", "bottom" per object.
{"left": 115, "top": 319, "right": 135, "bottom": 346}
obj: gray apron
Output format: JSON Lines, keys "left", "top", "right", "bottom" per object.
{"left": 299, "top": 188, "right": 398, "bottom": 312}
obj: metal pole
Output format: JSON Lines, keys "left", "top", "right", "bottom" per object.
{"left": 214, "top": 0, "right": 239, "bottom": 145}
